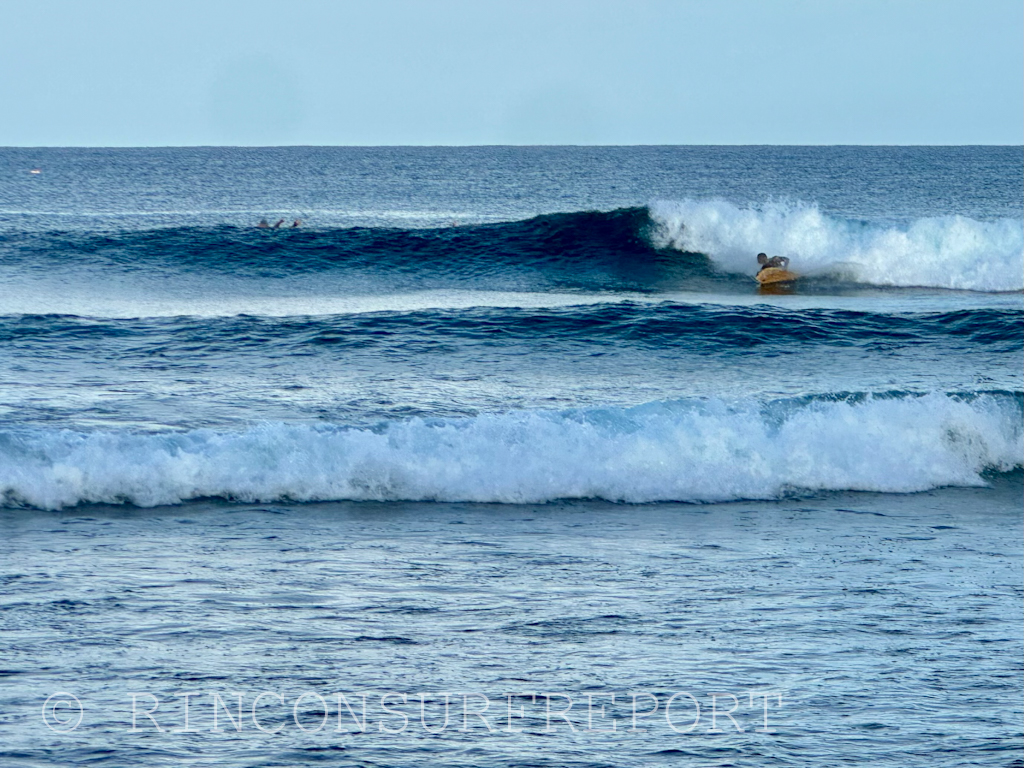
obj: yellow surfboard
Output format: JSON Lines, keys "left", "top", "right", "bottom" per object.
{"left": 755, "top": 267, "right": 799, "bottom": 285}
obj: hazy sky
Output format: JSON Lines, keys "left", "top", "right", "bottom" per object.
{"left": 1, "top": 0, "right": 1021, "bottom": 146}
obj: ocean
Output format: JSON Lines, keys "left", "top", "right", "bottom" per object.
{"left": 1, "top": 146, "right": 1021, "bottom": 766}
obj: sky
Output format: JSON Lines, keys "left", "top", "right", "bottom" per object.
{"left": 1, "top": 0, "right": 1021, "bottom": 146}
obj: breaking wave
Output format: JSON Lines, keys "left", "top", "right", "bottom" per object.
{"left": 650, "top": 199, "right": 1024, "bottom": 292}
{"left": 2, "top": 391, "right": 1020, "bottom": 510}
{"left": 3, "top": 201, "right": 1022, "bottom": 301}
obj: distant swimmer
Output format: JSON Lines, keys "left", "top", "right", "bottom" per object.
{"left": 257, "top": 218, "right": 270, "bottom": 228}
{"left": 272, "top": 219, "right": 285, "bottom": 229}
{"left": 291, "top": 219, "right": 302, "bottom": 228}
{"left": 757, "top": 252, "right": 790, "bottom": 272}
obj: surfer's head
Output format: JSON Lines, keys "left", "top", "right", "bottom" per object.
{"left": 757, "top": 253, "right": 768, "bottom": 265}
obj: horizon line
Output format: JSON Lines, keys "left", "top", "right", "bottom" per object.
{"left": 4, "top": 143, "right": 1023, "bottom": 150}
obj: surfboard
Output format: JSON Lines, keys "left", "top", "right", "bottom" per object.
{"left": 755, "top": 267, "right": 799, "bottom": 285}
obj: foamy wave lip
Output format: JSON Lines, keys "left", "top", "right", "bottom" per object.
{"left": 649, "top": 199, "right": 1024, "bottom": 292}
{"left": 1, "top": 393, "right": 1020, "bottom": 510}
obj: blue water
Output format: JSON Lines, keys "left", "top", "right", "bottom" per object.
{"left": 0, "top": 146, "right": 1021, "bottom": 766}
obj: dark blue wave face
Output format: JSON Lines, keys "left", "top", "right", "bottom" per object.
{"left": 1, "top": 302, "right": 1019, "bottom": 431}
{"left": 3, "top": 304, "right": 1021, "bottom": 351}
{"left": 4, "top": 208, "right": 1020, "bottom": 300}
{"left": 1, "top": 210, "right": 732, "bottom": 295}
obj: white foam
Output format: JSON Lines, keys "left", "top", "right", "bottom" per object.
{"left": 2, "top": 393, "right": 1019, "bottom": 510}
{"left": 649, "top": 199, "right": 1024, "bottom": 292}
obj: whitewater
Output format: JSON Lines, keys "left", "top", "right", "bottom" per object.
{"left": 3, "top": 392, "right": 1020, "bottom": 510}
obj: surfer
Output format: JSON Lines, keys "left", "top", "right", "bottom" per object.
{"left": 757, "top": 253, "right": 790, "bottom": 272}
{"left": 271, "top": 219, "right": 285, "bottom": 229}
{"left": 291, "top": 219, "right": 302, "bottom": 228}
{"left": 257, "top": 218, "right": 270, "bottom": 228}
